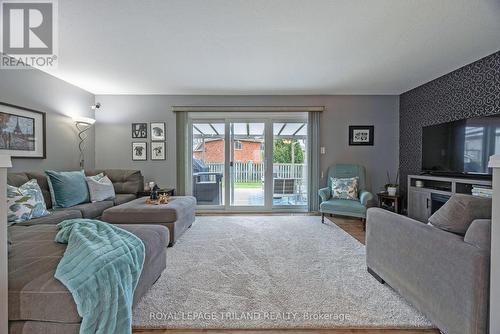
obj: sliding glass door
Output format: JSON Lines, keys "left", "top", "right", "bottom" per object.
{"left": 191, "top": 122, "right": 225, "bottom": 206}
{"left": 272, "top": 122, "right": 308, "bottom": 207}
{"left": 230, "top": 122, "right": 266, "bottom": 207}
{"left": 189, "top": 115, "right": 307, "bottom": 211}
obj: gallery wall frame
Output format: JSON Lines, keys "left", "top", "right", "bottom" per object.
{"left": 150, "top": 122, "right": 166, "bottom": 141}
{"left": 132, "top": 142, "right": 147, "bottom": 161}
{"left": 132, "top": 123, "right": 148, "bottom": 138}
{"left": 151, "top": 141, "right": 166, "bottom": 160}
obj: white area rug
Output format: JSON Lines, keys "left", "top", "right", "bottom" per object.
{"left": 133, "top": 215, "right": 433, "bottom": 329}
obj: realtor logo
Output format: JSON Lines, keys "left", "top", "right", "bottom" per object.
{"left": 1, "top": 0, "right": 58, "bottom": 69}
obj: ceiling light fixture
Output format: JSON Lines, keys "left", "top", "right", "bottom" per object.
{"left": 90, "top": 102, "right": 101, "bottom": 110}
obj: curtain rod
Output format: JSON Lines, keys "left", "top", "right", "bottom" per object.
{"left": 172, "top": 106, "right": 325, "bottom": 112}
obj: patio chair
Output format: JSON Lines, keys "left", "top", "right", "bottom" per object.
{"left": 318, "top": 164, "right": 373, "bottom": 228}
{"left": 273, "top": 178, "right": 297, "bottom": 204}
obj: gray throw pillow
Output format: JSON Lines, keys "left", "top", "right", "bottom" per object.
{"left": 428, "top": 194, "right": 492, "bottom": 235}
{"left": 86, "top": 175, "right": 116, "bottom": 202}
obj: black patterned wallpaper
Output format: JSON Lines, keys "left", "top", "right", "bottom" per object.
{"left": 399, "top": 51, "right": 500, "bottom": 198}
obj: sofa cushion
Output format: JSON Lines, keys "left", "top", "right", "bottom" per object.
{"left": 464, "top": 219, "right": 491, "bottom": 251}
{"left": 428, "top": 194, "right": 492, "bottom": 235}
{"left": 15, "top": 210, "right": 82, "bottom": 226}
{"left": 56, "top": 201, "right": 114, "bottom": 219}
{"left": 7, "top": 179, "right": 50, "bottom": 224}
{"left": 8, "top": 225, "right": 81, "bottom": 323}
{"left": 8, "top": 223, "right": 168, "bottom": 324}
{"left": 320, "top": 198, "right": 366, "bottom": 216}
{"left": 113, "top": 194, "right": 137, "bottom": 206}
{"left": 46, "top": 170, "right": 90, "bottom": 208}
{"left": 86, "top": 175, "right": 116, "bottom": 202}
{"left": 86, "top": 169, "right": 143, "bottom": 195}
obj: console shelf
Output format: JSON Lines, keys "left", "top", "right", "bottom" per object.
{"left": 407, "top": 174, "right": 492, "bottom": 222}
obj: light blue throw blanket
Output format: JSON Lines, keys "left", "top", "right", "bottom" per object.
{"left": 54, "top": 219, "right": 145, "bottom": 334}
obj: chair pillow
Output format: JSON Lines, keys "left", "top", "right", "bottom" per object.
{"left": 428, "top": 194, "right": 492, "bottom": 235}
{"left": 7, "top": 179, "right": 50, "bottom": 224}
{"left": 86, "top": 174, "right": 116, "bottom": 202}
{"left": 331, "top": 177, "right": 359, "bottom": 200}
{"left": 46, "top": 170, "right": 90, "bottom": 208}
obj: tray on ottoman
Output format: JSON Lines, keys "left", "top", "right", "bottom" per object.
{"left": 102, "top": 196, "right": 196, "bottom": 246}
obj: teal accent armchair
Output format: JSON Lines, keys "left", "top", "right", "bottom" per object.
{"left": 319, "top": 164, "right": 373, "bottom": 227}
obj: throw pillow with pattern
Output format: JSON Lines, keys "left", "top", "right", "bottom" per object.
{"left": 7, "top": 179, "right": 50, "bottom": 225}
{"left": 331, "top": 177, "right": 359, "bottom": 200}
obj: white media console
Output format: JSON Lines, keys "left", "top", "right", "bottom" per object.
{"left": 407, "top": 174, "right": 492, "bottom": 222}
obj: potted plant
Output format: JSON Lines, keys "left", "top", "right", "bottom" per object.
{"left": 385, "top": 171, "right": 399, "bottom": 196}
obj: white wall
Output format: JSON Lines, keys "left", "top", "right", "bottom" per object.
{"left": 95, "top": 95, "right": 399, "bottom": 194}
{"left": 0, "top": 69, "right": 96, "bottom": 171}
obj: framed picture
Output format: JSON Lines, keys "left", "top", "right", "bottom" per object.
{"left": 151, "top": 142, "right": 166, "bottom": 160}
{"left": 132, "top": 123, "right": 147, "bottom": 138}
{"left": 150, "top": 122, "right": 166, "bottom": 141}
{"left": 0, "top": 102, "right": 46, "bottom": 158}
{"left": 132, "top": 142, "right": 147, "bottom": 161}
{"left": 349, "top": 125, "right": 374, "bottom": 146}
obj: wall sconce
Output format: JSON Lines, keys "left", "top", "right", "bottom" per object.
{"left": 73, "top": 116, "right": 96, "bottom": 169}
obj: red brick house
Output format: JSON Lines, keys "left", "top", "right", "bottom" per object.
{"left": 193, "top": 139, "right": 263, "bottom": 163}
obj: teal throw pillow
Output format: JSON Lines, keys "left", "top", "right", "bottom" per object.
{"left": 46, "top": 170, "right": 90, "bottom": 208}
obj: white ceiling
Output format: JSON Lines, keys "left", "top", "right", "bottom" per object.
{"left": 43, "top": 0, "right": 500, "bottom": 95}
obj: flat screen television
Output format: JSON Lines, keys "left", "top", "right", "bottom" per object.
{"left": 422, "top": 114, "right": 500, "bottom": 178}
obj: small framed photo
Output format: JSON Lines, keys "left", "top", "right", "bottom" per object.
{"left": 132, "top": 142, "right": 147, "bottom": 161}
{"left": 349, "top": 126, "right": 374, "bottom": 146}
{"left": 132, "top": 123, "right": 147, "bottom": 138}
{"left": 151, "top": 142, "right": 166, "bottom": 160}
{"left": 150, "top": 122, "right": 166, "bottom": 141}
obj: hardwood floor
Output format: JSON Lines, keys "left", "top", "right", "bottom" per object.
{"left": 134, "top": 214, "right": 437, "bottom": 334}
{"left": 324, "top": 215, "right": 366, "bottom": 244}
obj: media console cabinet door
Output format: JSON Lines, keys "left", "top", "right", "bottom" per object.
{"left": 408, "top": 190, "right": 431, "bottom": 222}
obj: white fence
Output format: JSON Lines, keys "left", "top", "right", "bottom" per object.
{"left": 205, "top": 162, "right": 305, "bottom": 182}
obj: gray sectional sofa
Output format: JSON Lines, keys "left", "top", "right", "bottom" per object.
{"left": 6, "top": 169, "right": 169, "bottom": 334}
{"left": 8, "top": 223, "right": 169, "bottom": 334}
{"left": 7, "top": 169, "right": 144, "bottom": 223}
{"left": 366, "top": 208, "right": 490, "bottom": 334}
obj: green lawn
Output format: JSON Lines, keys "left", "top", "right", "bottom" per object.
{"left": 234, "top": 182, "right": 262, "bottom": 189}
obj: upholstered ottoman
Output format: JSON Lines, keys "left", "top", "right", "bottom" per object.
{"left": 102, "top": 196, "right": 196, "bottom": 246}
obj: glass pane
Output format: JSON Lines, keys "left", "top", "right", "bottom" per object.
{"left": 192, "top": 123, "right": 225, "bottom": 206}
{"left": 273, "top": 122, "right": 308, "bottom": 206}
{"left": 231, "top": 122, "right": 265, "bottom": 206}
{"left": 280, "top": 123, "right": 303, "bottom": 136}
{"left": 464, "top": 126, "right": 485, "bottom": 173}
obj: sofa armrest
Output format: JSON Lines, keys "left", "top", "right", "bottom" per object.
{"left": 464, "top": 219, "right": 491, "bottom": 252}
{"left": 366, "top": 208, "right": 490, "bottom": 334}
{"left": 318, "top": 187, "right": 331, "bottom": 202}
{"left": 359, "top": 190, "right": 373, "bottom": 206}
